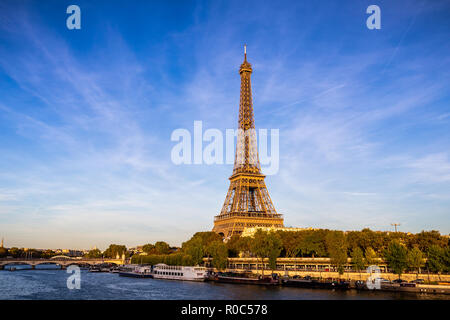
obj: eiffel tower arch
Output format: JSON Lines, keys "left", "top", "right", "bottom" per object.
{"left": 213, "top": 46, "right": 284, "bottom": 238}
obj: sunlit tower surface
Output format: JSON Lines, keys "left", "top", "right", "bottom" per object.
{"left": 212, "top": 46, "right": 284, "bottom": 238}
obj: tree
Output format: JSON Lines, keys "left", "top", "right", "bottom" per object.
{"left": 444, "top": 247, "right": 450, "bottom": 273}
{"left": 41, "top": 249, "right": 56, "bottom": 259}
{"left": 351, "top": 247, "right": 365, "bottom": 279}
{"left": 325, "top": 231, "right": 348, "bottom": 277}
{"left": 427, "top": 245, "right": 445, "bottom": 280}
{"left": 85, "top": 248, "right": 102, "bottom": 258}
{"left": 225, "top": 235, "right": 242, "bottom": 257}
{"left": 249, "top": 230, "right": 282, "bottom": 276}
{"left": 131, "top": 253, "right": 194, "bottom": 266}
{"left": 182, "top": 238, "right": 204, "bottom": 266}
{"left": 364, "top": 247, "right": 377, "bottom": 266}
{"left": 154, "top": 241, "right": 170, "bottom": 255}
{"left": 384, "top": 241, "right": 408, "bottom": 279}
{"left": 181, "top": 231, "right": 223, "bottom": 265}
{"left": 413, "top": 231, "right": 447, "bottom": 252}
{"left": 298, "top": 230, "right": 327, "bottom": 257}
{"left": 8, "top": 247, "right": 23, "bottom": 258}
{"left": 142, "top": 243, "right": 156, "bottom": 254}
{"left": 266, "top": 232, "right": 282, "bottom": 272}
{"left": 207, "top": 241, "right": 228, "bottom": 270}
{"left": 347, "top": 229, "right": 386, "bottom": 254}
{"left": 407, "top": 247, "right": 425, "bottom": 279}
{"left": 278, "top": 231, "right": 302, "bottom": 257}
{"left": 0, "top": 247, "right": 8, "bottom": 258}
{"left": 103, "top": 244, "right": 127, "bottom": 258}
{"left": 236, "top": 236, "right": 252, "bottom": 257}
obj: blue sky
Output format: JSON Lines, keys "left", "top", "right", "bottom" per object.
{"left": 0, "top": 0, "right": 449, "bottom": 249}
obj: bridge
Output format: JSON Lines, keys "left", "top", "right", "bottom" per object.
{"left": 0, "top": 257, "right": 127, "bottom": 269}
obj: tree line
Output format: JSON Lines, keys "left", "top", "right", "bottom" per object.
{"left": 0, "top": 247, "right": 57, "bottom": 259}
{"left": 130, "top": 229, "right": 449, "bottom": 278}
{"left": 2, "top": 228, "right": 448, "bottom": 279}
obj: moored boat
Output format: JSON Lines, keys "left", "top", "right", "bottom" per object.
{"left": 212, "top": 272, "right": 279, "bottom": 285}
{"left": 152, "top": 263, "right": 207, "bottom": 281}
{"left": 88, "top": 266, "right": 101, "bottom": 272}
{"left": 119, "top": 265, "right": 153, "bottom": 278}
{"left": 281, "top": 276, "right": 349, "bottom": 289}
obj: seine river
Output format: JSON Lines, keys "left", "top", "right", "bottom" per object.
{"left": 0, "top": 265, "right": 447, "bottom": 300}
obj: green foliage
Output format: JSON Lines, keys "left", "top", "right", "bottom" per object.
{"left": 297, "top": 230, "right": 327, "bottom": 257}
{"left": 325, "top": 231, "right": 348, "bottom": 275}
{"left": 267, "top": 233, "right": 282, "bottom": 271}
{"left": 224, "top": 235, "right": 252, "bottom": 258}
{"left": 183, "top": 238, "right": 204, "bottom": 265}
{"left": 224, "top": 229, "right": 448, "bottom": 262}
{"left": 181, "top": 232, "right": 223, "bottom": 265}
{"left": 413, "top": 231, "right": 448, "bottom": 252}
{"left": 427, "top": 245, "right": 446, "bottom": 274}
{"left": 131, "top": 253, "right": 194, "bottom": 266}
{"left": 277, "top": 231, "right": 302, "bottom": 257}
{"left": 364, "top": 247, "right": 378, "bottom": 266}
{"left": 207, "top": 241, "right": 228, "bottom": 270}
{"left": 384, "top": 241, "right": 408, "bottom": 277}
{"left": 236, "top": 236, "right": 252, "bottom": 256}
{"left": 346, "top": 228, "right": 389, "bottom": 254}
{"left": 350, "top": 247, "right": 365, "bottom": 272}
{"left": 225, "top": 235, "right": 242, "bottom": 257}
{"left": 154, "top": 241, "right": 171, "bottom": 254}
{"left": 103, "top": 244, "right": 127, "bottom": 258}
{"left": 0, "top": 247, "right": 8, "bottom": 257}
{"left": 249, "top": 230, "right": 282, "bottom": 272}
{"left": 407, "top": 247, "right": 425, "bottom": 274}
{"left": 40, "top": 249, "right": 57, "bottom": 259}
{"left": 85, "top": 248, "right": 102, "bottom": 258}
{"left": 8, "top": 247, "right": 23, "bottom": 258}
{"left": 142, "top": 243, "right": 156, "bottom": 254}
{"left": 140, "top": 242, "right": 171, "bottom": 255}
{"left": 444, "top": 247, "right": 450, "bottom": 273}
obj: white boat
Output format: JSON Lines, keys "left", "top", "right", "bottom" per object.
{"left": 152, "top": 263, "right": 207, "bottom": 282}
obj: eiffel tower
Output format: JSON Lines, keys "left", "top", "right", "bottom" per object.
{"left": 213, "top": 46, "right": 284, "bottom": 238}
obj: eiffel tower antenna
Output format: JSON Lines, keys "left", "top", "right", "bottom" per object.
{"left": 213, "top": 47, "right": 284, "bottom": 238}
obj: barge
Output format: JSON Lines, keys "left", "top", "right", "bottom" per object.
{"left": 211, "top": 272, "right": 279, "bottom": 285}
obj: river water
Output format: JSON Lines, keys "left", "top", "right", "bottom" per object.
{"left": 0, "top": 265, "right": 447, "bottom": 300}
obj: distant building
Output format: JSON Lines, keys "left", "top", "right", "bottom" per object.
{"left": 129, "top": 246, "right": 144, "bottom": 254}
{"left": 54, "top": 249, "right": 84, "bottom": 257}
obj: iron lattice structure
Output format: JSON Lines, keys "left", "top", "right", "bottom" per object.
{"left": 213, "top": 48, "right": 284, "bottom": 238}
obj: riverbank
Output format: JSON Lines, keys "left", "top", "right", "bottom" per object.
{"left": 225, "top": 267, "right": 450, "bottom": 283}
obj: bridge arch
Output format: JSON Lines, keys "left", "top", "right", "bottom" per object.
{"left": 34, "top": 261, "right": 64, "bottom": 267}
{"left": 0, "top": 262, "right": 33, "bottom": 267}
{"left": 50, "top": 255, "right": 76, "bottom": 260}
